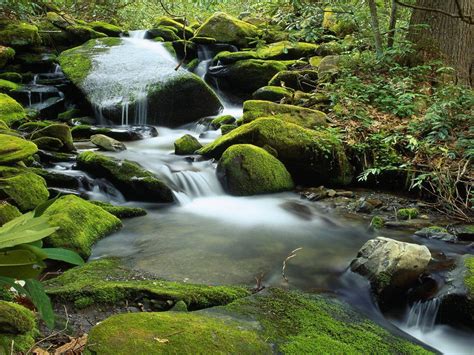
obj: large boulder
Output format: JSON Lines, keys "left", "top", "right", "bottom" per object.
{"left": 154, "top": 17, "right": 194, "bottom": 39}
{"left": 217, "top": 144, "right": 294, "bottom": 196}
{"left": 76, "top": 151, "right": 174, "bottom": 203}
{"left": 242, "top": 100, "right": 328, "bottom": 129}
{"left": 58, "top": 38, "right": 222, "bottom": 126}
{"left": 0, "top": 94, "right": 26, "bottom": 127}
{"left": 89, "top": 21, "right": 124, "bottom": 37}
{"left": 0, "top": 21, "right": 41, "bottom": 48}
{"left": 174, "top": 134, "right": 202, "bottom": 155}
{"left": 194, "top": 12, "right": 258, "bottom": 47}
{"left": 255, "top": 41, "right": 319, "bottom": 60}
{"left": 43, "top": 195, "right": 122, "bottom": 258}
{"left": 30, "top": 124, "right": 75, "bottom": 152}
{"left": 198, "top": 118, "right": 353, "bottom": 186}
{"left": 91, "top": 134, "right": 126, "bottom": 152}
{"left": 252, "top": 86, "right": 293, "bottom": 102}
{"left": 268, "top": 69, "right": 318, "bottom": 92}
{"left": 0, "top": 134, "right": 37, "bottom": 164}
{"left": 0, "top": 301, "right": 38, "bottom": 354}
{"left": 0, "top": 46, "right": 15, "bottom": 68}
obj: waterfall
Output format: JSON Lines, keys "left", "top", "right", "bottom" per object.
{"left": 405, "top": 298, "right": 440, "bottom": 332}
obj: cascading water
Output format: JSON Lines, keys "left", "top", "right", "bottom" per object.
{"left": 405, "top": 298, "right": 440, "bottom": 332}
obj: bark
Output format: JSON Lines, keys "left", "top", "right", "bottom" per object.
{"left": 407, "top": 0, "right": 474, "bottom": 86}
{"left": 387, "top": 0, "right": 398, "bottom": 48}
{"left": 367, "top": 0, "right": 383, "bottom": 57}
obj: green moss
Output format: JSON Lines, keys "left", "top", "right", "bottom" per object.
{"left": 65, "top": 24, "right": 107, "bottom": 42}
{"left": 255, "top": 41, "right": 318, "bottom": 60}
{"left": 268, "top": 69, "right": 318, "bottom": 92}
{"left": 397, "top": 208, "right": 419, "bottom": 220}
{"left": 0, "top": 133, "right": 37, "bottom": 164}
{"left": 220, "top": 124, "right": 237, "bottom": 135}
{"left": 0, "top": 201, "right": 21, "bottom": 226}
{"left": 318, "top": 55, "right": 341, "bottom": 82}
{"left": 0, "top": 79, "right": 18, "bottom": 93}
{"left": 43, "top": 195, "right": 122, "bottom": 258}
{"left": 242, "top": 100, "right": 328, "bottom": 129}
{"left": 0, "top": 46, "right": 15, "bottom": 68}
{"left": 149, "top": 26, "right": 180, "bottom": 42}
{"left": 370, "top": 216, "right": 385, "bottom": 229}
{"left": 71, "top": 124, "right": 111, "bottom": 139}
{"left": 57, "top": 108, "right": 81, "bottom": 121}
{"left": 322, "top": 9, "right": 357, "bottom": 37}
{"left": 89, "top": 21, "right": 123, "bottom": 37}
{"left": 217, "top": 144, "right": 294, "bottom": 196}
{"left": 213, "top": 50, "right": 258, "bottom": 64}
{"left": 30, "top": 124, "right": 75, "bottom": 152}
{"left": 190, "top": 36, "right": 216, "bottom": 44}
{"left": 32, "top": 136, "right": 64, "bottom": 151}
{"left": 0, "top": 93, "right": 26, "bottom": 127}
{"left": 0, "top": 301, "right": 38, "bottom": 354}
{"left": 0, "top": 22, "right": 41, "bottom": 48}
{"left": 198, "top": 118, "right": 353, "bottom": 186}
{"left": 465, "top": 256, "right": 474, "bottom": 295}
{"left": 195, "top": 12, "right": 258, "bottom": 47}
{"left": 309, "top": 56, "right": 323, "bottom": 67}
{"left": 252, "top": 85, "right": 293, "bottom": 102}
{"left": 89, "top": 201, "right": 147, "bottom": 219}
{"left": 0, "top": 72, "right": 21, "bottom": 83}
{"left": 18, "top": 121, "right": 51, "bottom": 132}
{"left": 77, "top": 151, "right": 174, "bottom": 202}
{"left": 211, "top": 115, "right": 236, "bottom": 129}
{"left": 44, "top": 258, "right": 250, "bottom": 310}
{"left": 174, "top": 134, "right": 202, "bottom": 155}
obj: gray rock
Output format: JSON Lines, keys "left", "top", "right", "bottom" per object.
{"left": 91, "top": 134, "right": 126, "bottom": 151}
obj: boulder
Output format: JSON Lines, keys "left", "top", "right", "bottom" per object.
{"left": 242, "top": 100, "right": 328, "bottom": 129}
{"left": 0, "top": 21, "right": 41, "bottom": 48}
{"left": 414, "top": 226, "right": 457, "bottom": 243}
{"left": 71, "top": 125, "right": 158, "bottom": 141}
{"left": 213, "top": 50, "right": 258, "bottom": 65}
{"left": 217, "top": 144, "right": 294, "bottom": 195}
{"left": 0, "top": 46, "right": 15, "bottom": 68}
{"left": 32, "top": 136, "right": 64, "bottom": 151}
{"left": 0, "top": 301, "right": 37, "bottom": 354}
{"left": 76, "top": 151, "right": 174, "bottom": 203}
{"left": 0, "top": 134, "right": 37, "bottom": 164}
{"left": 255, "top": 41, "right": 318, "bottom": 60}
{"left": 0, "top": 93, "right": 26, "bottom": 127}
{"left": 89, "top": 21, "right": 123, "bottom": 37}
{"left": 210, "top": 114, "right": 236, "bottom": 129}
{"left": 148, "top": 26, "right": 181, "bottom": 42}
{"left": 154, "top": 17, "right": 194, "bottom": 39}
{"left": 0, "top": 72, "right": 22, "bottom": 83}
{"left": 221, "top": 124, "right": 237, "bottom": 135}
{"left": 30, "top": 124, "right": 75, "bottom": 152}
{"left": 89, "top": 201, "right": 146, "bottom": 219}
{"left": 174, "top": 134, "right": 202, "bottom": 155}
{"left": 318, "top": 55, "right": 341, "bottom": 82}
{"left": 194, "top": 12, "right": 258, "bottom": 47}
{"left": 351, "top": 237, "right": 431, "bottom": 303}
{"left": 91, "top": 134, "right": 126, "bottom": 151}
{"left": 43, "top": 195, "right": 122, "bottom": 258}
{"left": 0, "top": 79, "right": 20, "bottom": 94}
{"left": 0, "top": 201, "right": 21, "bottom": 226}
{"left": 252, "top": 86, "right": 293, "bottom": 102}
{"left": 198, "top": 118, "right": 353, "bottom": 186}
{"left": 268, "top": 69, "right": 318, "bottom": 92}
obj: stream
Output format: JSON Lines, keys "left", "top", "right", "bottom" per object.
{"left": 43, "top": 33, "right": 473, "bottom": 354}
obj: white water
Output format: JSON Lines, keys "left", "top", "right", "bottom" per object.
{"left": 405, "top": 298, "right": 441, "bottom": 332}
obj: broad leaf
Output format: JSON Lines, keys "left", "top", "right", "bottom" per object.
{"left": 43, "top": 248, "right": 85, "bottom": 266}
{"left": 24, "top": 279, "right": 55, "bottom": 329}
{"left": 0, "top": 248, "right": 46, "bottom": 279}
{"left": 34, "top": 196, "right": 60, "bottom": 217}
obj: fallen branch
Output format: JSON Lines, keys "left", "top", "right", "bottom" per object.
{"left": 282, "top": 247, "right": 303, "bottom": 282}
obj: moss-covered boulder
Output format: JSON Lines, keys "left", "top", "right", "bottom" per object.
{"left": 255, "top": 41, "right": 318, "bottom": 60}
{"left": 252, "top": 86, "right": 293, "bottom": 102}
{"left": 268, "top": 69, "right": 318, "bottom": 92}
{"left": 0, "top": 72, "right": 22, "bottom": 83}
{"left": 30, "top": 124, "right": 75, "bottom": 152}
{"left": 198, "top": 118, "right": 353, "bottom": 186}
{"left": 64, "top": 24, "right": 107, "bottom": 43}
{"left": 32, "top": 136, "right": 64, "bottom": 151}
{"left": 0, "top": 301, "right": 38, "bottom": 354}
{"left": 77, "top": 151, "right": 174, "bottom": 203}
{"left": 43, "top": 195, "right": 122, "bottom": 258}
{"left": 89, "top": 201, "right": 146, "bottom": 219}
{"left": 211, "top": 114, "right": 236, "bottom": 129}
{"left": 322, "top": 8, "right": 357, "bottom": 37}
{"left": 148, "top": 26, "right": 181, "bottom": 42}
{"left": 242, "top": 100, "right": 328, "bottom": 129}
{"left": 0, "top": 93, "right": 26, "bottom": 127}
{"left": 0, "top": 201, "right": 21, "bottom": 226}
{"left": 44, "top": 258, "right": 250, "bottom": 310}
{"left": 0, "top": 46, "right": 15, "bottom": 68}
{"left": 0, "top": 134, "right": 37, "bottom": 164}
{"left": 0, "top": 79, "right": 20, "bottom": 93}
{"left": 217, "top": 144, "right": 294, "bottom": 195}
{"left": 195, "top": 12, "right": 258, "bottom": 47}
{"left": 91, "top": 134, "right": 126, "bottom": 152}
{"left": 174, "top": 134, "right": 202, "bottom": 155}
{"left": 89, "top": 21, "right": 123, "bottom": 37}
{"left": 0, "top": 21, "right": 41, "bottom": 48}
{"left": 213, "top": 50, "right": 258, "bottom": 64}
{"left": 154, "top": 16, "right": 194, "bottom": 39}
{"left": 221, "top": 124, "right": 237, "bottom": 135}
{"left": 318, "top": 55, "right": 341, "bottom": 82}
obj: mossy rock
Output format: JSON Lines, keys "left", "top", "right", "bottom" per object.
{"left": 0, "top": 72, "right": 22, "bottom": 83}
{"left": 322, "top": 8, "right": 357, "bottom": 37}
{"left": 211, "top": 115, "right": 236, "bottom": 129}
{"left": 268, "top": 69, "right": 318, "bottom": 92}
{"left": 0, "top": 79, "right": 19, "bottom": 93}
{"left": 221, "top": 124, "right": 237, "bottom": 135}
{"left": 213, "top": 50, "right": 258, "bottom": 65}
{"left": 252, "top": 86, "right": 293, "bottom": 102}
{"left": 30, "top": 124, "right": 75, "bottom": 152}
{"left": 0, "top": 301, "right": 38, "bottom": 354}
{"left": 32, "top": 136, "right": 64, "bottom": 151}
{"left": 44, "top": 258, "right": 250, "bottom": 310}
{"left": 190, "top": 36, "right": 216, "bottom": 44}
{"left": 57, "top": 108, "right": 81, "bottom": 121}
{"left": 43, "top": 195, "right": 122, "bottom": 258}
{"left": 217, "top": 144, "right": 294, "bottom": 196}
{"left": 198, "top": 118, "right": 353, "bottom": 186}
{"left": 195, "top": 12, "right": 258, "bottom": 48}
{"left": 0, "top": 134, "right": 37, "bottom": 164}
{"left": 89, "top": 21, "right": 123, "bottom": 37}
{"left": 0, "top": 201, "right": 21, "bottom": 226}
{"left": 242, "top": 100, "right": 328, "bottom": 129}
{"left": 318, "top": 55, "right": 341, "bottom": 82}
{"left": 255, "top": 41, "right": 318, "bottom": 60}
{"left": 309, "top": 56, "right": 323, "bottom": 67}
{"left": 171, "top": 40, "right": 197, "bottom": 60}
{"left": 154, "top": 16, "right": 194, "bottom": 39}
{"left": 90, "top": 201, "right": 147, "bottom": 219}
{"left": 174, "top": 134, "right": 202, "bottom": 155}
{"left": 17, "top": 121, "right": 51, "bottom": 133}
{"left": 0, "top": 46, "right": 15, "bottom": 68}
{"left": 64, "top": 24, "right": 107, "bottom": 42}
{"left": 77, "top": 151, "right": 174, "bottom": 203}
{"left": 397, "top": 208, "right": 419, "bottom": 220}
{"left": 0, "top": 22, "right": 41, "bottom": 48}
{"left": 148, "top": 26, "right": 181, "bottom": 42}
{"left": 91, "top": 134, "right": 126, "bottom": 152}
{"left": 0, "top": 93, "right": 26, "bottom": 127}
{"left": 316, "top": 41, "right": 346, "bottom": 56}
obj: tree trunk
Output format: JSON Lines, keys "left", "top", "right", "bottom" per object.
{"left": 387, "top": 0, "right": 398, "bottom": 48}
{"left": 367, "top": 0, "right": 383, "bottom": 57}
{"left": 407, "top": 0, "right": 474, "bottom": 86}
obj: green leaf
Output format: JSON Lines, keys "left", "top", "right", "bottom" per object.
{"left": 34, "top": 196, "right": 60, "bottom": 217}
{"left": 24, "top": 279, "right": 54, "bottom": 329}
{"left": 0, "top": 248, "right": 46, "bottom": 279}
{"left": 43, "top": 248, "right": 85, "bottom": 266}
{"left": 0, "top": 276, "right": 30, "bottom": 297}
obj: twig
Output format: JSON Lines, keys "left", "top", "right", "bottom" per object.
{"left": 282, "top": 247, "right": 303, "bottom": 282}
{"left": 395, "top": 0, "right": 474, "bottom": 24}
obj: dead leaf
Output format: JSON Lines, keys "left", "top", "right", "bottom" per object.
{"left": 54, "top": 334, "right": 88, "bottom": 354}
{"left": 154, "top": 338, "right": 169, "bottom": 344}
{"left": 32, "top": 348, "right": 50, "bottom": 355}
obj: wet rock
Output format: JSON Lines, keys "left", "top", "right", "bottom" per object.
{"left": 174, "top": 134, "right": 202, "bottom": 155}
{"left": 449, "top": 224, "right": 474, "bottom": 241}
{"left": 91, "top": 134, "right": 126, "bottom": 152}
{"left": 30, "top": 124, "right": 75, "bottom": 152}
{"left": 280, "top": 201, "right": 314, "bottom": 220}
{"left": 89, "top": 201, "right": 147, "bottom": 219}
{"left": 71, "top": 124, "right": 158, "bottom": 141}
{"left": 299, "top": 186, "right": 354, "bottom": 201}
{"left": 210, "top": 114, "right": 235, "bottom": 129}
{"left": 415, "top": 226, "right": 457, "bottom": 243}
{"left": 385, "top": 219, "right": 433, "bottom": 230}
{"left": 0, "top": 46, "right": 15, "bottom": 68}
{"left": 356, "top": 200, "right": 375, "bottom": 214}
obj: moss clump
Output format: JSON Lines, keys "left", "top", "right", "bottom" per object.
{"left": 217, "top": 144, "right": 294, "bottom": 196}
{"left": 198, "top": 118, "right": 353, "bottom": 186}
{"left": 221, "top": 124, "right": 237, "bottom": 135}
{"left": 43, "top": 195, "right": 122, "bottom": 258}
{"left": 0, "top": 201, "right": 21, "bottom": 226}
{"left": 174, "top": 134, "right": 202, "bottom": 155}
{"left": 370, "top": 215, "right": 385, "bottom": 229}
{"left": 32, "top": 136, "right": 64, "bottom": 151}
{"left": 397, "top": 208, "right": 419, "bottom": 220}
{"left": 89, "top": 201, "right": 147, "bottom": 219}
{"left": 30, "top": 124, "right": 75, "bottom": 152}
{"left": 44, "top": 258, "right": 250, "bottom": 310}
{"left": 195, "top": 12, "right": 258, "bottom": 47}
{"left": 89, "top": 21, "right": 123, "bottom": 37}
{"left": 252, "top": 85, "right": 293, "bottom": 102}
{"left": 154, "top": 16, "right": 194, "bottom": 39}
{"left": 77, "top": 151, "right": 174, "bottom": 202}
{"left": 0, "top": 72, "right": 22, "bottom": 83}
{"left": 243, "top": 100, "right": 328, "bottom": 129}
{"left": 0, "top": 301, "right": 38, "bottom": 354}
{"left": 149, "top": 26, "right": 180, "bottom": 42}
{"left": 0, "top": 93, "right": 26, "bottom": 127}
{"left": 211, "top": 115, "right": 236, "bottom": 129}
{"left": 71, "top": 124, "right": 111, "bottom": 139}
{"left": 213, "top": 50, "right": 258, "bottom": 64}
{"left": 0, "top": 22, "right": 41, "bottom": 48}
{"left": 255, "top": 41, "right": 318, "bottom": 60}
{"left": 465, "top": 256, "right": 474, "bottom": 295}
{"left": 57, "top": 108, "right": 81, "bottom": 121}
{"left": 0, "top": 133, "right": 37, "bottom": 164}
{"left": 0, "top": 79, "right": 19, "bottom": 93}
{"left": 322, "top": 8, "right": 357, "bottom": 37}
{"left": 268, "top": 69, "right": 318, "bottom": 92}
{"left": 0, "top": 46, "right": 15, "bottom": 68}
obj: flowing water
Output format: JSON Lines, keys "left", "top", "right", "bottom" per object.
{"left": 62, "top": 34, "right": 473, "bottom": 354}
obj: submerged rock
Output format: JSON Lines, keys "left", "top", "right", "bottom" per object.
{"left": 71, "top": 125, "right": 157, "bottom": 141}
{"left": 217, "top": 144, "right": 294, "bottom": 196}
{"left": 91, "top": 134, "right": 126, "bottom": 151}
{"left": 0, "top": 301, "right": 38, "bottom": 354}
{"left": 415, "top": 226, "right": 457, "bottom": 243}
{"left": 198, "top": 118, "right": 352, "bottom": 186}
{"left": 174, "top": 134, "right": 202, "bottom": 155}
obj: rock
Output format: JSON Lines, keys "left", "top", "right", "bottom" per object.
{"left": 0, "top": 79, "right": 20, "bottom": 94}
{"left": 0, "top": 134, "right": 37, "bottom": 164}
{"left": 71, "top": 125, "right": 158, "bottom": 141}
{"left": 89, "top": 21, "right": 123, "bottom": 37}
{"left": 370, "top": 216, "right": 385, "bottom": 229}
{"left": 268, "top": 69, "right": 318, "bottom": 92}
{"left": 174, "top": 134, "right": 202, "bottom": 155}
{"left": 0, "top": 72, "right": 22, "bottom": 83}
{"left": 415, "top": 226, "right": 457, "bottom": 243}
{"left": 356, "top": 200, "right": 375, "bottom": 214}
{"left": 89, "top": 201, "right": 147, "bottom": 219}
{"left": 76, "top": 151, "right": 174, "bottom": 203}
{"left": 217, "top": 144, "right": 294, "bottom": 196}
{"left": 213, "top": 50, "right": 258, "bottom": 64}
{"left": 449, "top": 224, "right": 474, "bottom": 241}
{"left": 43, "top": 195, "right": 122, "bottom": 258}
{"left": 0, "top": 301, "right": 37, "bottom": 354}
{"left": 30, "top": 124, "right": 75, "bottom": 152}
{"left": 57, "top": 108, "right": 81, "bottom": 121}
{"left": 91, "top": 134, "right": 126, "bottom": 152}
{"left": 15, "top": 52, "right": 57, "bottom": 72}
{"left": 64, "top": 24, "right": 107, "bottom": 42}
{"left": 0, "top": 201, "right": 21, "bottom": 226}
{"left": 397, "top": 208, "right": 419, "bottom": 220}
{"left": 0, "top": 46, "right": 15, "bottom": 68}
{"left": 32, "top": 136, "right": 64, "bottom": 151}
{"left": 0, "top": 93, "right": 26, "bottom": 127}
{"left": 0, "top": 167, "right": 49, "bottom": 212}
{"left": 220, "top": 124, "right": 237, "bottom": 135}
{"left": 322, "top": 8, "right": 357, "bottom": 37}
{"left": 148, "top": 26, "right": 181, "bottom": 41}
{"left": 309, "top": 56, "right": 322, "bottom": 67}
{"left": 316, "top": 41, "right": 346, "bottom": 56}
{"left": 0, "top": 21, "right": 41, "bottom": 48}
{"left": 210, "top": 114, "right": 236, "bottom": 129}
{"left": 351, "top": 237, "right": 431, "bottom": 302}
{"left": 385, "top": 219, "right": 433, "bottom": 230}
{"left": 198, "top": 118, "right": 353, "bottom": 186}
{"left": 194, "top": 12, "right": 258, "bottom": 47}
{"left": 252, "top": 86, "right": 293, "bottom": 102}
{"left": 255, "top": 41, "right": 318, "bottom": 60}
{"left": 318, "top": 55, "right": 341, "bottom": 82}
{"left": 154, "top": 17, "right": 194, "bottom": 39}
{"left": 242, "top": 100, "right": 328, "bottom": 129}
